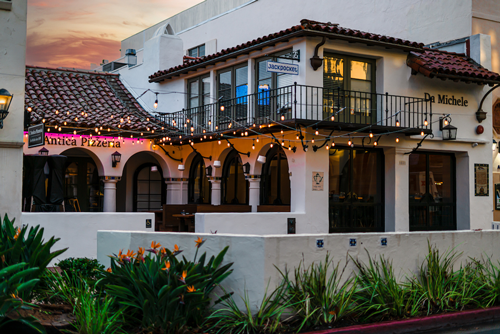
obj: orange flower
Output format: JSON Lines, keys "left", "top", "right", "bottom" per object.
{"left": 179, "top": 270, "right": 187, "bottom": 283}
{"left": 13, "top": 227, "right": 21, "bottom": 240}
{"left": 125, "top": 249, "right": 136, "bottom": 258}
{"left": 161, "top": 261, "right": 171, "bottom": 271}
{"left": 173, "top": 244, "right": 183, "bottom": 256}
{"left": 160, "top": 247, "right": 167, "bottom": 256}
{"left": 151, "top": 241, "right": 161, "bottom": 250}
{"left": 187, "top": 285, "right": 196, "bottom": 293}
{"left": 137, "top": 247, "right": 145, "bottom": 257}
{"left": 106, "top": 267, "right": 112, "bottom": 273}
{"left": 195, "top": 237, "right": 206, "bottom": 248}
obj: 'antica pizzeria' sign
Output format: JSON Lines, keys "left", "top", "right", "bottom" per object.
{"left": 44, "top": 136, "right": 121, "bottom": 148}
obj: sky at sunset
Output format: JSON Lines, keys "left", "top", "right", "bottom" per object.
{"left": 26, "top": 0, "right": 204, "bottom": 69}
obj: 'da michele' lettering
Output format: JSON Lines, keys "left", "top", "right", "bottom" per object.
{"left": 424, "top": 92, "right": 468, "bottom": 107}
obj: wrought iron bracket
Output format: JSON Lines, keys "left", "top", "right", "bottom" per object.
{"left": 189, "top": 143, "right": 212, "bottom": 161}
{"left": 477, "top": 84, "right": 500, "bottom": 123}
{"left": 158, "top": 145, "right": 183, "bottom": 162}
{"left": 225, "top": 139, "right": 250, "bottom": 157}
{"left": 312, "top": 130, "right": 334, "bottom": 152}
{"left": 405, "top": 133, "right": 434, "bottom": 155}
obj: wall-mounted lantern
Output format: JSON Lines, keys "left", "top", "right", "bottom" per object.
{"left": 242, "top": 162, "right": 250, "bottom": 174}
{"left": 0, "top": 88, "right": 13, "bottom": 129}
{"left": 205, "top": 165, "right": 213, "bottom": 177}
{"left": 442, "top": 124, "right": 457, "bottom": 141}
{"left": 493, "top": 139, "right": 498, "bottom": 152}
{"left": 38, "top": 147, "right": 49, "bottom": 156}
{"left": 178, "top": 164, "right": 185, "bottom": 171}
{"left": 111, "top": 151, "right": 121, "bottom": 167}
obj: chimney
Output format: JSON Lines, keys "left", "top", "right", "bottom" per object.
{"left": 125, "top": 49, "right": 137, "bottom": 67}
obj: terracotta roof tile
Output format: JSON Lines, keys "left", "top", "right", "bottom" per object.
{"left": 407, "top": 49, "right": 500, "bottom": 86}
{"left": 25, "top": 66, "right": 167, "bottom": 134}
{"left": 149, "top": 19, "right": 424, "bottom": 82}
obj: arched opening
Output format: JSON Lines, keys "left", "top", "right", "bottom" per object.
{"left": 133, "top": 163, "right": 165, "bottom": 212}
{"left": 188, "top": 154, "right": 211, "bottom": 204}
{"left": 221, "top": 150, "right": 248, "bottom": 204}
{"left": 260, "top": 146, "right": 290, "bottom": 205}
{"left": 62, "top": 148, "right": 103, "bottom": 212}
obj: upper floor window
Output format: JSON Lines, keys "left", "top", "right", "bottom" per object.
{"left": 323, "top": 54, "right": 375, "bottom": 123}
{"left": 188, "top": 44, "right": 206, "bottom": 58}
{"left": 217, "top": 64, "right": 248, "bottom": 123}
{"left": 187, "top": 75, "right": 211, "bottom": 128}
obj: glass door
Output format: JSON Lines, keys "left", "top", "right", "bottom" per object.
{"left": 329, "top": 147, "right": 384, "bottom": 232}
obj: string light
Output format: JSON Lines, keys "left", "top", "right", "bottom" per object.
{"left": 369, "top": 131, "right": 373, "bottom": 138}
{"left": 288, "top": 142, "right": 291, "bottom": 150}
{"left": 331, "top": 140, "right": 335, "bottom": 147}
{"left": 256, "top": 137, "right": 260, "bottom": 143}
{"left": 444, "top": 119, "right": 449, "bottom": 126}
{"left": 421, "top": 131, "right": 425, "bottom": 136}
{"left": 252, "top": 140, "right": 255, "bottom": 150}
{"left": 330, "top": 115, "right": 334, "bottom": 121}
{"left": 315, "top": 127, "right": 319, "bottom": 136}
{"left": 348, "top": 139, "right": 352, "bottom": 146}
{"left": 396, "top": 119, "right": 400, "bottom": 127}
{"left": 154, "top": 93, "right": 158, "bottom": 109}
{"left": 281, "top": 115, "right": 285, "bottom": 121}
{"left": 374, "top": 140, "right": 378, "bottom": 146}
{"left": 396, "top": 137, "right": 399, "bottom": 143}
{"left": 424, "top": 119, "right": 428, "bottom": 126}
{"left": 325, "top": 143, "right": 329, "bottom": 150}
{"left": 312, "top": 138, "right": 315, "bottom": 143}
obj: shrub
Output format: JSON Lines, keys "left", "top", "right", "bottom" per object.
{"left": 279, "top": 253, "right": 358, "bottom": 330}
{"left": 0, "top": 262, "right": 45, "bottom": 333}
{"left": 471, "top": 257, "right": 500, "bottom": 307}
{"left": 56, "top": 257, "right": 105, "bottom": 283}
{"left": 0, "top": 214, "right": 67, "bottom": 299}
{"left": 100, "top": 238, "right": 233, "bottom": 333}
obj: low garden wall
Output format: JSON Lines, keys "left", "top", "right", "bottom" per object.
{"left": 96, "top": 229, "right": 500, "bottom": 312}
{"left": 22, "top": 212, "right": 154, "bottom": 265}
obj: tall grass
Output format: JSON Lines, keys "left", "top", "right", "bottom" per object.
{"left": 278, "top": 254, "right": 358, "bottom": 330}
{"left": 352, "top": 251, "right": 424, "bottom": 322}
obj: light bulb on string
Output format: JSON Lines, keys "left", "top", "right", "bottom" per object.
{"left": 348, "top": 139, "right": 352, "bottom": 146}
{"left": 312, "top": 138, "right": 315, "bottom": 143}
{"left": 256, "top": 137, "right": 260, "bottom": 143}
{"left": 227, "top": 142, "right": 230, "bottom": 147}
{"left": 252, "top": 140, "right": 255, "bottom": 150}
{"left": 424, "top": 119, "right": 428, "bottom": 126}
{"left": 331, "top": 115, "right": 334, "bottom": 121}
{"left": 315, "top": 127, "right": 319, "bottom": 136}
{"left": 296, "top": 133, "right": 299, "bottom": 140}
{"left": 444, "top": 119, "right": 449, "bottom": 126}
{"left": 374, "top": 141, "right": 378, "bottom": 146}
{"left": 331, "top": 140, "right": 335, "bottom": 147}
{"left": 396, "top": 119, "right": 400, "bottom": 127}
{"left": 369, "top": 131, "right": 373, "bottom": 138}
{"left": 281, "top": 129, "right": 284, "bottom": 134}
{"left": 270, "top": 143, "right": 274, "bottom": 148}
{"left": 288, "top": 142, "right": 291, "bottom": 151}
{"left": 396, "top": 137, "right": 400, "bottom": 143}
{"left": 326, "top": 144, "right": 329, "bottom": 150}
{"left": 281, "top": 115, "right": 285, "bottom": 121}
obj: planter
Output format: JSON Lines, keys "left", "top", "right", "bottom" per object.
{"left": 305, "top": 306, "right": 500, "bottom": 334}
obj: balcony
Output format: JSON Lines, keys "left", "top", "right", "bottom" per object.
{"left": 155, "top": 84, "right": 432, "bottom": 141}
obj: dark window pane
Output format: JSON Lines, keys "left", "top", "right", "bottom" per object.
{"left": 198, "top": 44, "right": 205, "bottom": 57}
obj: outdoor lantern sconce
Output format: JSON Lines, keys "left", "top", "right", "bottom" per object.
{"left": 0, "top": 88, "right": 13, "bottom": 129}
{"left": 38, "top": 147, "right": 49, "bottom": 156}
{"left": 205, "top": 165, "right": 213, "bottom": 177}
{"left": 178, "top": 164, "right": 185, "bottom": 171}
{"left": 242, "top": 162, "right": 251, "bottom": 174}
{"left": 493, "top": 139, "right": 498, "bottom": 152}
{"left": 111, "top": 151, "right": 121, "bottom": 167}
{"left": 442, "top": 124, "right": 457, "bottom": 141}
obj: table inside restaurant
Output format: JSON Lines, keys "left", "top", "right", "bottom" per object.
{"left": 172, "top": 213, "right": 195, "bottom": 232}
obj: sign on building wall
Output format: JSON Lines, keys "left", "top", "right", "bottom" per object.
{"left": 28, "top": 124, "right": 45, "bottom": 148}
{"left": 495, "top": 184, "right": 500, "bottom": 210}
{"left": 474, "top": 164, "right": 489, "bottom": 196}
{"left": 312, "top": 171, "right": 324, "bottom": 191}
{"left": 266, "top": 61, "right": 299, "bottom": 75}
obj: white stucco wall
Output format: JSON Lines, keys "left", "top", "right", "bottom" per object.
{"left": 0, "top": 0, "right": 27, "bottom": 222}
{"left": 22, "top": 213, "right": 155, "bottom": 265}
{"left": 97, "top": 229, "right": 500, "bottom": 312}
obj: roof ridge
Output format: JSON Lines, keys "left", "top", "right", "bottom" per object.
{"left": 26, "top": 65, "right": 118, "bottom": 76}
{"left": 421, "top": 47, "right": 466, "bottom": 56}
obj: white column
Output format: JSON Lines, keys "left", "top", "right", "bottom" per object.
{"left": 248, "top": 178, "right": 261, "bottom": 212}
{"left": 166, "top": 180, "right": 188, "bottom": 204}
{"left": 210, "top": 179, "right": 221, "bottom": 206}
{"left": 385, "top": 148, "right": 410, "bottom": 232}
{"left": 103, "top": 179, "right": 118, "bottom": 212}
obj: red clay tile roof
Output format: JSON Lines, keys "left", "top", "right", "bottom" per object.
{"left": 25, "top": 66, "right": 165, "bottom": 134}
{"left": 407, "top": 49, "right": 500, "bottom": 86}
{"left": 149, "top": 19, "right": 424, "bottom": 82}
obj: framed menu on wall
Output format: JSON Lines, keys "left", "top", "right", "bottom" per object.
{"left": 474, "top": 164, "right": 489, "bottom": 196}
{"left": 496, "top": 184, "right": 500, "bottom": 210}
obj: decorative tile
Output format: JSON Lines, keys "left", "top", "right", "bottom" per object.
{"left": 380, "top": 237, "right": 388, "bottom": 247}
{"left": 349, "top": 238, "right": 357, "bottom": 247}
{"left": 316, "top": 239, "right": 324, "bottom": 249}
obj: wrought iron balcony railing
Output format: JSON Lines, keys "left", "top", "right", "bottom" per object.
{"left": 155, "top": 84, "right": 432, "bottom": 137}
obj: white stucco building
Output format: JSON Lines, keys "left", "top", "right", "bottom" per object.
{"left": 0, "top": 0, "right": 27, "bottom": 222}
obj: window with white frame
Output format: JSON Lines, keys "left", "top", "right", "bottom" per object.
{"left": 188, "top": 44, "right": 206, "bottom": 58}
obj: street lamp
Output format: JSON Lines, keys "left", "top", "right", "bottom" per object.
{"left": 0, "top": 88, "right": 13, "bottom": 129}
{"left": 111, "top": 151, "right": 121, "bottom": 167}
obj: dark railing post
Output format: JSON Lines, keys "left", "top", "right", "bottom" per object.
{"left": 294, "top": 82, "right": 297, "bottom": 120}
{"left": 385, "top": 92, "right": 389, "bottom": 126}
